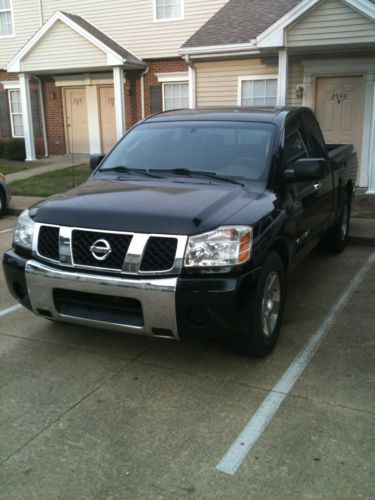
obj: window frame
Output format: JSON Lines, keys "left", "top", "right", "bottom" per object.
{"left": 8, "top": 88, "right": 24, "bottom": 138}
{"left": 153, "top": 0, "right": 184, "bottom": 23}
{"left": 283, "top": 117, "right": 310, "bottom": 171}
{"left": 0, "top": 0, "right": 15, "bottom": 38}
{"left": 237, "top": 75, "right": 278, "bottom": 108}
{"left": 161, "top": 81, "right": 189, "bottom": 111}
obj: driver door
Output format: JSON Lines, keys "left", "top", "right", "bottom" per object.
{"left": 284, "top": 117, "right": 323, "bottom": 251}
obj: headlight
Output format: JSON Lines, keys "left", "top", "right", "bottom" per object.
{"left": 184, "top": 226, "right": 252, "bottom": 268}
{"left": 13, "top": 210, "right": 36, "bottom": 250}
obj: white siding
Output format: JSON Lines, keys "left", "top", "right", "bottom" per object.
{"left": 21, "top": 21, "right": 107, "bottom": 72}
{"left": 196, "top": 59, "right": 279, "bottom": 107}
{"left": 40, "top": 0, "right": 228, "bottom": 60}
{"left": 0, "top": 0, "right": 41, "bottom": 69}
{"left": 287, "top": 0, "right": 375, "bottom": 47}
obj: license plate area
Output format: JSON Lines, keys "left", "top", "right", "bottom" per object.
{"left": 53, "top": 289, "right": 144, "bottom": 327}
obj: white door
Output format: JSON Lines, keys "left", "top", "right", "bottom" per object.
{"left": 315, "top": 77, "right": 364, "bottom": 164}
{"left": 64, "top": 88, "right": 90, "bottom": 154}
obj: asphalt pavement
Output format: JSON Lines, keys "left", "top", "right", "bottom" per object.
{"left": 0, "top": 214, "right": 374, "bottom": 499}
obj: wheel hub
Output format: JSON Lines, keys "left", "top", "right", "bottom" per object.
{"left": 261, "top": 271, "right": 281, "bottom": 338}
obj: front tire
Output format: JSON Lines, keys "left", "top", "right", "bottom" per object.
{"left": 228, "top": 252, "right": 287, "bottom": 357}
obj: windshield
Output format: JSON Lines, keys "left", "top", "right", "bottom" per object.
{"left": 99, "top": 121, "right": 275, "bottom": 183}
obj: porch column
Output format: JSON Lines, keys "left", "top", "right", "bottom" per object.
{"left": 366, "top": 75, "right": 375, "bottom": 194}
{"left": 189, "top": 64, "right": 196, "bottom": 109}
{"left": 19, "top": 73, "right": 36, "bottom": 161}
{"left": 113, "top": 67, "right": 126, "bottom": 140}
{"left": 277, "top": 49, "right": 288, "bottom": 107}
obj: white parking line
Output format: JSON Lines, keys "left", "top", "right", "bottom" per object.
{"left": 0, "top": 303, "right": 23, "bottom": 318}
{"left": 0, "top": 227, "right": 14, "bottom": 235}
{"left": 216, "top": 251, "right": 375, "bottom": 476}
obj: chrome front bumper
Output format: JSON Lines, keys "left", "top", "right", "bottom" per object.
{"left": 25, "top": 259, "right": 179, "bottom": 339}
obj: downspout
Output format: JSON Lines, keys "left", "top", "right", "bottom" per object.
{"left": 38, "top": 0, "right": 43, "bottom": 25}
{"left": 184, "top": 55, "right": 196, "bottom": 109}
{"left": 140, "top": 64, "right": 150, "bottom": 119}
{"left": 34, "top": 76, "right": 48, "bottom": 157}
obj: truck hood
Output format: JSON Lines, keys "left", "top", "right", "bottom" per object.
{"left": 32, "top": 178, "right": 264, "bottom": 235}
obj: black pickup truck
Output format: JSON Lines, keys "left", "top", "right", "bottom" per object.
{"left": 3, "top": 107, "right": 357, "bottom": 356}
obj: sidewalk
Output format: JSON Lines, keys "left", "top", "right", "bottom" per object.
{"left": 5, "top": 155, "right": 89, "bottom": 183}
{"left": 6, "top": 196, "right": 375, "bottom": 247}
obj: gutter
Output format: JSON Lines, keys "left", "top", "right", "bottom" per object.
{"left": 179, "top": 41, "right": 257, "bottom": 57}
{"left": 34, "top": 76, "right": 48, "bottom": 158}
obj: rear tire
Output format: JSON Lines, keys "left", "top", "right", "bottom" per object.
{"left": 227, "top": 252, "right": 287, "bottom": 357}
{"left": 324, "top": 197, "right": 351, "bottom": 254}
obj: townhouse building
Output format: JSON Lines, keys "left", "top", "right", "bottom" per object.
{"left": 0, "top": 0, "right": 375, "bottom": 192}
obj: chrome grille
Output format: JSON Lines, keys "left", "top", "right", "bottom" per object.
{"left": 72, "top": 229, "right": 132, "bottom": 271}
{"left": 35, "top": 224, "right": 186, "bottom": 275}
{"left": 140, "top": 237, "right": 178, "bottom": 272}
{"left": 37, "top": 226, "right": 59, "bottom": 261}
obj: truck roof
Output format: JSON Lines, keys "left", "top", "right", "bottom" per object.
{"left": 144, "top": 107, "right": 306, "bottom": 125}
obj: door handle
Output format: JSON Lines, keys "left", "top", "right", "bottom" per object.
{"left": 313, "top": 182, "right": 321, "bottom": 191}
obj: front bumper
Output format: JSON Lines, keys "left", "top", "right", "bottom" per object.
{"left": 3, "top": 251, "right": 260, "bottom": 340}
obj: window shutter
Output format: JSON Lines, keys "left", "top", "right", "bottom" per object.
{"left": 30, "top": 90, "right": 41, "bottom": 137}
{"left": 0, "top": 91, "right": 12, "bottom": 137}
{"left": 150, "top": 85, "right": 162, "bottom": 114}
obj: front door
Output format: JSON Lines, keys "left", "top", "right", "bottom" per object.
{"left": 99, "top": 87, "right": 117, "bottom": 154}
{"left": 315, "top": 76, "right": 364, "bottom": 165}
{"left": 64, "top": 88, "right": 90, "bottom": 154}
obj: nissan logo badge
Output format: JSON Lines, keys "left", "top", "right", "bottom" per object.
{"left": 90, "top": 239, "right": 112, "bottom": 261}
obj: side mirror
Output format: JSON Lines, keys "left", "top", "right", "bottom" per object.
{"left": 90, "top": 154, "right": 105, "bottom": 171}
{"left": 285, "top": 158, "right": 327, "bottom": 182}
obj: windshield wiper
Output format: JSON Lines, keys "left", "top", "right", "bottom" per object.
{"left": 98, "top": 166, "right": 162, "bottom": 179}
{"left": 152, "top": 168, "right": 245, "bottom": 187}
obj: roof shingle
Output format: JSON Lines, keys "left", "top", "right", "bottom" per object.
{"left": 182, "top": 0, "right": 374, "bottom": 49}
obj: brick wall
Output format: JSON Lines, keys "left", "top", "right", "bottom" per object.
{"left": 143, "top": 59, "right": 189, "bottom": 117}
{"left": 42, "top": 78, "right": 66, "bottom": 155}
{"left": 124, "top": 58, "right": 188, "bottom": 128}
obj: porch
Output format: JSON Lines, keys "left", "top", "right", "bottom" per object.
{"left": 6, "top": 11, "right": 146, "bottom": 161}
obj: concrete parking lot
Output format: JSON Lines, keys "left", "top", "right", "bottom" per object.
{"left": 0, "top": 213, "right": 374, "bottom": 499}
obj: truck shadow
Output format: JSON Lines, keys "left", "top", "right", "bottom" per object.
{"left": 45, "top": 245, "right": 370, "bottom": 388}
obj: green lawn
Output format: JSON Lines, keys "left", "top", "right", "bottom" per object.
{"left": 0, "top": 165, "right": 29, "bottom": 175}
{"left": 10, "top": 166, "right": 91, "bottom": 197}
{"left": 0, "top": 158, "right": 47, "bottom": 175}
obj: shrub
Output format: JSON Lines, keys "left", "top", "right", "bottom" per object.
{"left": 0, "top": 141, "right": 5, "bottom": 157}
{"left": 3, "top": 139, "right": 26, "bottom": 161}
